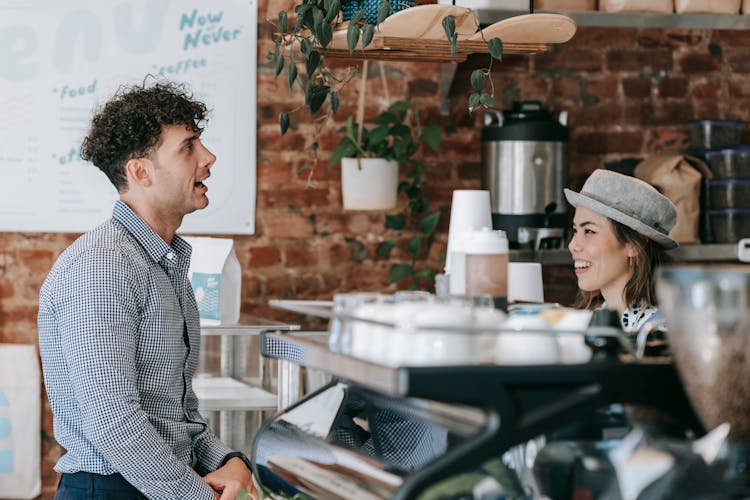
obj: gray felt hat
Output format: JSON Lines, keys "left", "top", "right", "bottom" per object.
{"left": 564, "top": 169, "right": 678, "bottom": 249}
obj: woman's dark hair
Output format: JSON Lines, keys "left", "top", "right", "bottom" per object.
{"left": 80, "top": 81, "right": 208, "bottom": 192}
{"left": 576, "top": 219, "right": 672, "bottom": 310}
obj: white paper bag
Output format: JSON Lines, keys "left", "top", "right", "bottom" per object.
{"left": 184, "top": 237, "right": 241, "bottom": 325}
{"left": 0, "top": 344, "right": 41, "bottom": 499}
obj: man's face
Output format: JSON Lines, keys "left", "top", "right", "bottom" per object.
{"left": 146, "top": 124, "right": 216, "bottom": 218}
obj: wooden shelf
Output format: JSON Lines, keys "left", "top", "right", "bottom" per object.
{"left": 321, "top": 35, "right": 549, "bottom": 63}
{"left": 477, "top": 9, "right": 750, "bottom": 30}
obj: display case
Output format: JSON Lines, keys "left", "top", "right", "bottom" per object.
{"left": 192, "top": 314, "right": 299, "bottom": 454}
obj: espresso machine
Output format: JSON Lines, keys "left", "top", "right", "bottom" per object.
{"left": 481, "top": 101, "right": 569, "bottom": 249}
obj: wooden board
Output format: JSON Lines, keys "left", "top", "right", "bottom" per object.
{"left": 469, "top": 13, "right": 577, "bottom": 44}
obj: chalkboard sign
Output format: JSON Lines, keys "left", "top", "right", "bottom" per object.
{"left": 0, "top": 0, "right": 257, "bottom": 234}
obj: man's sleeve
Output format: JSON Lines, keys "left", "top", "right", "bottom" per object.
{"left": 55, "top": 248, "right": 215, "bottom": 499}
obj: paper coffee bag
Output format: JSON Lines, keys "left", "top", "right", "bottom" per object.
{"left": 184, "top": 236, "right": 241, "bottom": 325}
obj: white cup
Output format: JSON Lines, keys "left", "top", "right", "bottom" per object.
{"left": 446, "top": 190, "right": 492, "bottom": 275}
{"left": 508, "top": 262, "right": 544, "bottom": 304}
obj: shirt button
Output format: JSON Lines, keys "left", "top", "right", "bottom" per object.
{"left": 166, "top": 252, "right": 175, "bottom": 260}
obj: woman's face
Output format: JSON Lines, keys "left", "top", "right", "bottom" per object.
{"left": 568, "top": 207, "right": 633, "bottom": 300}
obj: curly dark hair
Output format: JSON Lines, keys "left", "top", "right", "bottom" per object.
{"left": 80, "top": 81, "right": 209, "bottom": 192}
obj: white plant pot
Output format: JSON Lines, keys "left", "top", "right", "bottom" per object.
{"left": 340, "top": 157, "right": 399, "bottom": 210}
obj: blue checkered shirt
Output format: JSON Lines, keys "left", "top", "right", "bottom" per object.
{"left": 38, "top": 201, "right": 233, "bottom": 499}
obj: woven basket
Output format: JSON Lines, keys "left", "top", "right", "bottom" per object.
{"left": 341, "top": 0, "right": 414, "bottom": 25}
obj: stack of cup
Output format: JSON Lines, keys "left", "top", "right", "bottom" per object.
{"left": 464, "top": 227, "right": 510, "bottom": 310}
{"left": 446, "top": 190, "right": 493, "bottom": 296}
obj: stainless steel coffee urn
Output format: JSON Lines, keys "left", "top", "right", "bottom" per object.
{"left": 481, "top": 101, "right": 569, "bottom": 248}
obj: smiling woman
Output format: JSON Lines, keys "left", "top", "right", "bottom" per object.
{"left": 564, "top": 169, "right": 677, "bottom": 333}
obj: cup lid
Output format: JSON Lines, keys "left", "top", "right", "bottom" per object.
{"left": 464, "top": 227, "right": 509, "bottom": 254}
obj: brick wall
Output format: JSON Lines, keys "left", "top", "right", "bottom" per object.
{"left": 2, "top": 0, "right": 749, "bottom": 494}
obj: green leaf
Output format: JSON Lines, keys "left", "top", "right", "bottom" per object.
{"left": 305, "top": 50, "right": 320, "bottom": 77}
{"left": 325, "top": 0, "right": 341, "bottom": 23}
{"left": 287, "top": 62, "right": 298, "bottom": 89}
{"left": 468, "top": 92, "right": 481, "bottom": 109}
{"left": 279, "top": 111, "right": 290, "bottom": 135}
{"left": 294, "top": 4, "right": 312, "bottom": 31}
{"left": 479, "top": 92, "right": 495, "bottom": 107}
{"left": 389, "top": 263, "right": 413, "bottom": 284}
{"left": 414, "top": 268, "right": 437, "bottom": 281}
{"left": 470, "top": 69, "right": 485, "bottom": 92}
{"left": 488, "top": 37, "right": 503, "bottom": 61}
{"left": 352, "top": 8, "right": 365, "bottom": 23}
{"left": 377, "top": 0, "right": 390, "bottom": 25}
{"left": 361, "top": 23, "right": 375, "bottom": 49}
{"left": 274, "top": 54, "right": 285, "bottom": 77}
{"left": 388, "top": 101, "right": 409, "bottom": 113}
{"left": 329, "top": 139, "right": 357, "bottom": 168}
{"left": 376, "top": 241, "right": 396, "bottom": 258}
{"left": 441, "top": 15, "right": 455, "bottom": 41}
{"left": 330, "top": 91, "right": 339, "bottom": 114}
{"left": 309, "top": 84, "right": 330, "bottom": 113}
{"left": 373, "top": 111, "right": 395, "bottom": 125}
{"left": 367, "top": 125, "right": 389, "bottom": 147}
{"left": 421, "top": 124, "right": 441, "bottom": 151}
{"left": 389, "top": 124, "right": 410, "bottom": 138}
{"left": 385, "top": 214, "right": 406, "bottom": 230}
{"left": 300, "top": 38, "right": 313, "bottom": 56}
{"left": 278, "top": 11, "right": 288, "bottom": 34}
{"left": 346, "top": 22, "right": 360, "bottom": 53}
{"left": 451, "top": 33, "right": 458, "bottom": 57}
{"left": 318, "top": 22, "right": 333, "bottom": 47}
{"left": 407, "top": 236, "right": 422, "bottom": 256}
{"left": 312, "top": 7, "right": 324, "bottom": 33}
{"left": 419, "top": 211, "right": 441, "bottom": 234}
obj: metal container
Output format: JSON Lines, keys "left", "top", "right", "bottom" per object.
{"left": 481, "top": 101, "right": 569, "bottom": 243}
{"left": 656, "top": 266, "right": 750, "bottom": 443}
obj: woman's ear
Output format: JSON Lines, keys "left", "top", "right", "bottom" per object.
{"left": 125, "top": 158, "right": 152, "bottom": 188}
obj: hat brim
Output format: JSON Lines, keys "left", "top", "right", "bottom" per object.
{"left": 564, "top": 189, "right": 678, "bottom": 249}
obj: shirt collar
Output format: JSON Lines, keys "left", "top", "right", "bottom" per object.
{"left": 112, "top": 200, "right": 192, "bottom": 266}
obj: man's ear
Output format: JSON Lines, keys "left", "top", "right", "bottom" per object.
{"left": 125, "top": 158, "right": 152, "bottom": 187}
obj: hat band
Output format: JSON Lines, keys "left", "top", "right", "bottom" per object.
{"left": 582, "top": 191, "right": 669, "bottom": 236}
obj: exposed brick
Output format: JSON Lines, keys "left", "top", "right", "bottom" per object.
{"left": 585, "top": 77, "right": 619, "bottom": 100}
{"left": 727, "top": 51, "right": 750, "bottom": 73}
{"left": 0, "top": 281, "right": 12, "bottom": 298}
{"left": 258, "top": 187, "right": 331, "bottom": 208}
{"left": 344, "top": 213, "right": 386, "bottom": 234}
{"left": 407, "top": 78, "right": 439, "bottom": 97}
{"left": 535, "top": 49, "right": 603, "bottom": 72}
{"left": 622, "top": 77, "right": 651, "bottom": 98}
{"left": 249, "top": 246, "right": 281, "bottom": 267}
{"left": 658, "top": 77, "right": 689, "bottom": 98}
{"left": 284, "top": 244, "right": 319, "bottom": 267}
{"left": 258, "top": 213, "right": 314, "bottom": 238}
{"left": 569, "top": 101, "right": 623, "bottom": 127}
{"left": 257, "top": 161, "right": 293, "bottom": 186}
{"left": 679, "top": 52, "right": 722, "bottom": 74}
{"left": 728, "top": 76, "right": 750, "bottom": 99}
{"left": 711, "top": 30, "right": 750, "bottom": 47}
{"left": 691, "top": 79, "right": 722, "bottom": 99}
{"left": 551, "top": 78, "right": 581, "bottom": 99}
{"left": 606, "top": 49, "right": 673, "bottom": 72}
{"left": 575, "top": 131, "right": 644, "bottom": 154}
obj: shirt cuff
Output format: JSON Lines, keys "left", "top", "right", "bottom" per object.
{"left": 220, "top": 451, "right": 252, "bottom": 472}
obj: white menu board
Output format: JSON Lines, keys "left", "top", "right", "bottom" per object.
{"left": 0, "top": 0, "right": 257, "bottom": 234}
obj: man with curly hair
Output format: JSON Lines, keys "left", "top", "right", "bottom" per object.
{"left": 38, "top": 81, "right": 256, "bottom": 499}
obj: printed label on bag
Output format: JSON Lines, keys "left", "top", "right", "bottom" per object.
{"left": 191, "top": 272, "right": 221, "bottom": 321}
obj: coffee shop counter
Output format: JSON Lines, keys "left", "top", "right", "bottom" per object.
{"left": 253, "top": 330, "right": 701, "bottom": 499}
